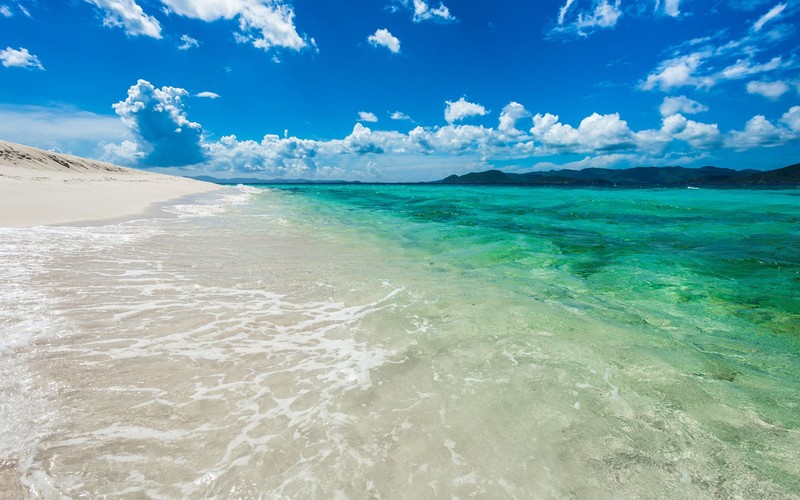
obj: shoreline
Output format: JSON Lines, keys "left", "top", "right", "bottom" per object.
{"left": 0, "top": 141, "right": 224, "bottom": 228}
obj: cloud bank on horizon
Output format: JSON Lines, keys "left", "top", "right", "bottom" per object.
{"left": 0, "top": 0, "right": 799, "bottom": 180}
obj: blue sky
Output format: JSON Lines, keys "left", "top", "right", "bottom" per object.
{"left": 1, "top": 0, "right": 799, "bottom": 181}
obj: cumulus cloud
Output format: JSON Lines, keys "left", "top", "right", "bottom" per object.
{"left": 498, "top": 102, "right": 531, "bottom": 135}
{"left": 659, "top": 96, "right": 708, "bottom": 117}
{"left": 390, "top": 111, "right": 413, "bottom": 121}
{"left": 746, "top": 80, "right": 789, "bottom": 99}
{"left": 673, "top": 117, "right": 723, "bottom": 149}
{"left": 782, "top": 106, "right": 800, "bottom": 132}
{"left": 178, "top": 34, "right": 199, "bottom": 50}
{"left": 725, "top": 114, "right": 793, "bottom": 149}
{"left": 97, "top": 79, "right": 799, "bottom": 180}
{"left": 195, "top": 91, "right": 220, "bottom": 99}
{"left": 445, "top": 97, "right": 488, "bottom": 123}
{"left": 642, "top": 53, "right": 712, "bottom": 90}
{"left": 367, "top": 28, "right": 400, "bottom": 53}
{"left": 753, "top": 3, "right": 786, "bottom": 31}
{"left": 84, "top": 0, "right": 162, "bottom": 38}
{"left": 722, "top": 106, "right": 800, "bottom": 151}
{"left": 160, "top": 0, "right": 308, "bottom": 52}
{"left": 0, "top": 46, "right": 44, "bottom": 70}
{"left": 531, "top": 112, "right": 635, "bottom": 153}
{"left": 111, "top": 79, "right": 206, "bottom": 167}
{"left": 639, "top": 111, "right": 724, "bottom": 152}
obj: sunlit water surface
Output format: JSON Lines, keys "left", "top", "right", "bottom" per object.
{"left": 1, "top": 185, "right": 798, "bottom": 498}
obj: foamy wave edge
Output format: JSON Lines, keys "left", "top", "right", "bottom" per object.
{"left": 164, "top": 185, "right": 261, "bottom": 219}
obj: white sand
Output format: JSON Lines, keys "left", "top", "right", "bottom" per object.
{"left": 0, "top": 140, "right": 222, "bottom": 227}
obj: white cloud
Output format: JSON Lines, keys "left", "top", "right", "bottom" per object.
{"left": 753, "top": 3, "right": 786, "bottom": 32}
{"left": 573, "top": 112, "right": 634, "bottom": 150}
{"left": 202, "top": 104, "right": 792, "bottom": 179}
{"left": 84, "top": 0, "right": 162, "bottom": 38}
{"left": 427, "top": 124, "right": 497, "bottom": 156}
{"left": 111, "top": 79, "right": 205, "bottom": 166}
{"left": 725, "top": 114, "right": 794, "bottom": 149}
{"left": 553, "top": 0, "right": 622, "bottom": 37}
{"left": 390, "top": 0, "right": 455, "bottom": 23}
{"left": 663, "top": 0, "right": 681, "bottom": 17}
{"left": 746, "top": 80, "right": 789, "bottom": 99}
{"left": 178, "top": 34, "right": 199, "bottom": 50}
{"left": 578, "top": 0, "right": 622, "bottom": 29}
{"left": 674, "top": 118, "right": 723, "bottom": 149}
{"left": 642, "top": 13, "right": 795, "bottom": 93}
{"left": 0, "top": 46, "right": 44, "bottom": 70}
{"left": 444, "top": 97, "right": 488, "bottom": 123}
{"left": 636, "top": 112, "right": 723, "bottom": 152}
{"left": 160, "top": 0, "right": 308, "bottom": 52}
{"left": 411, "top": 0, "right": 455, "bottom": 22}
{"left": 530, "top": 112, "right": 635, "bottom": 153}
{"left": 93, "top": 79, "right": 800, "bottom": 180}
{"left": 195, "top": 91, "right": 220, "bottom": 99}
{"left": 720, "top": 56, "right": 784, "bottom": 80}
{"left": 642, "top": 53, "right": 711, "bottom": 90}
{"left": 643, "top": 53, "right": 787, "bottom": 91}
{"left": 498, "top": 102, "right": 531, "bottom": 135}
{"left": 782, "top": 106, "right": 800, "bottom": 132}
{"left": 102, "top": 140, "right": 144, "bottom": 165}
{"left": 390, "top": 111, "right": 413, "bottom": 121}
{"left": 558, "top": 0, "right": 576, "bottom": 24}
{"left": 368, "top": 28, "right": 400, "bottom": 53}
{"left": 0, "top": 4, "right": 12, "bottom": 17}
{"left": 659, "top": 96, "right": 708, "bottom": 117}
{"left": 358, "top": 111, "right": 378, "bottom": 122}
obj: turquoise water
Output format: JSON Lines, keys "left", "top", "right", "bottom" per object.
{"left": 259, "top": 185, "right": 800, "bottom": 493}
{"left": 2, "top": 185, "right": 798, "bottom": 497}
{"left": 270, "top": 185, "right": 800, "bottom": 346}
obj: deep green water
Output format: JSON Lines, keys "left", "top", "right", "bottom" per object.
{"left": 267, "top": 184, "right": 800, "bottom": 342}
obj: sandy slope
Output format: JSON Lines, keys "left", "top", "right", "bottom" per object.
{"left": 0, "top": 140, "right": 222, "bottom": 227}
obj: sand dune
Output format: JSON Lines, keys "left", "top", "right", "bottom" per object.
{"left": 0, "top": 140, "right": 222, "bottom": 227}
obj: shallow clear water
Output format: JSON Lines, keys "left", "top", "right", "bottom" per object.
{"left": 1, "top": 185, "right": 798, "bottom": 498}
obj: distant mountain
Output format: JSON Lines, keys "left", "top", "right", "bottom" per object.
{"left": 439, "top": 164, "right": 799, "bottom": 187}
{"left": 192, "top": 164, "right": 800, "bottom": 188}
{"left": 729, "top": 163, "right": 800, "bottom": 185}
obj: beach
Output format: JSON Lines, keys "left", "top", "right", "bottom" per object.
{"left": 0, "top": 141, "right": 225, "bottom": 497}
{"left": 1, "top": 146, "right": 799, "bottom": 497}
{"left": 0, "top": 140, "right": 222, "bottom": 227}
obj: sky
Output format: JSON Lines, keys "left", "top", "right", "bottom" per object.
{"left": 1, "top": 0, "right": 799, "bottom": 181}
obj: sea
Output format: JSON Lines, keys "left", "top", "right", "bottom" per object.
{"left": 1, "top": 184, "right": 798, "bottom": 498}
